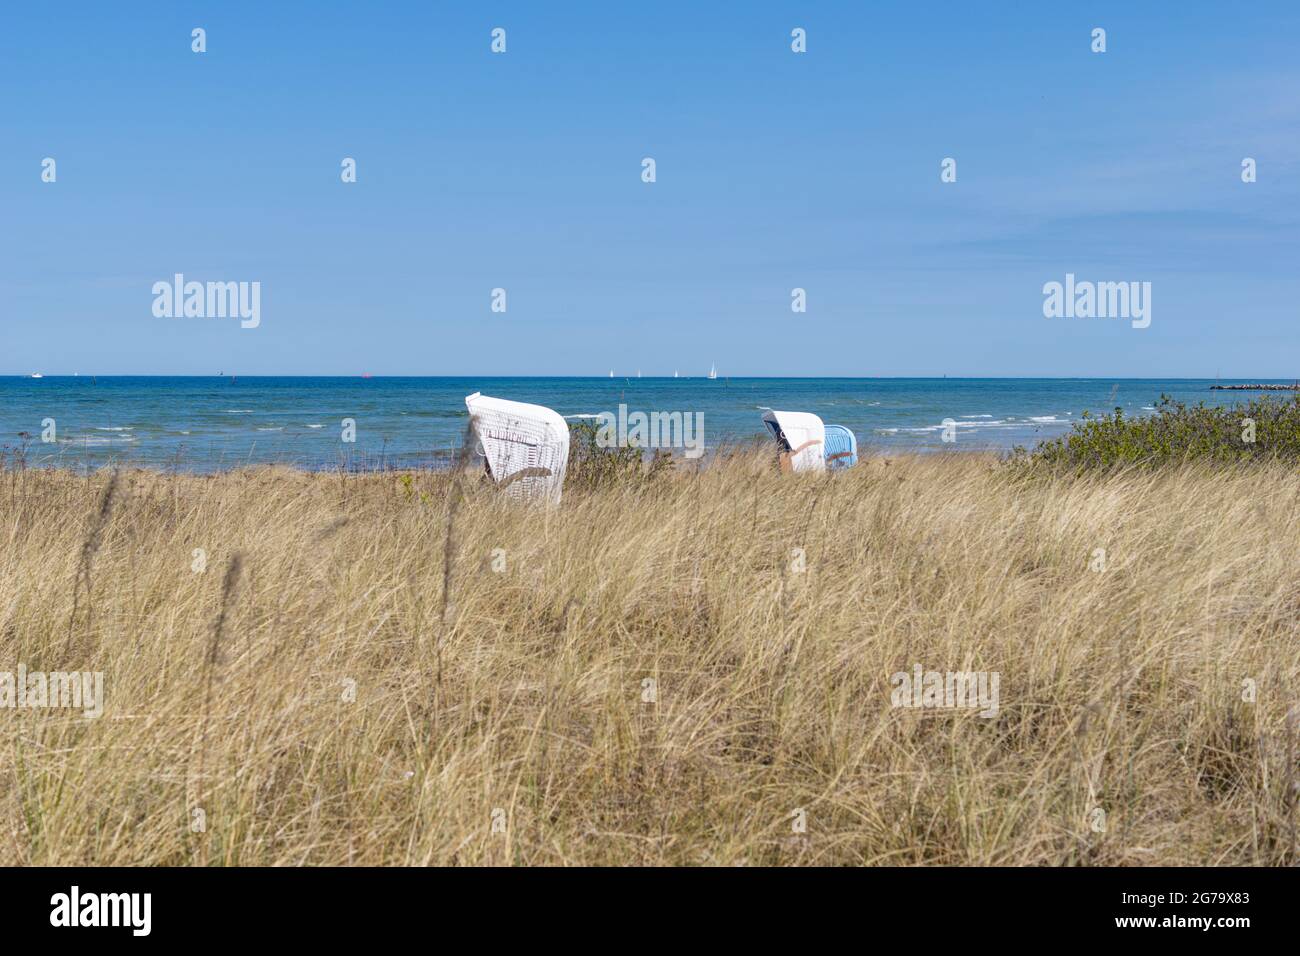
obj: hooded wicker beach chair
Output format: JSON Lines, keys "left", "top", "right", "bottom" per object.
{"left": 760, "top": 409, "right": 826, "bottom": 474}
{"left": 823, "top": 424, "right": 858, "bottom": 469}
{"left": 465, "top": 392, "right": 570, "bottom": 504}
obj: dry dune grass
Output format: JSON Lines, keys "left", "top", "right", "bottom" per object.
{"left": 1, "top": 453, "right": 1298, "bottom": 865}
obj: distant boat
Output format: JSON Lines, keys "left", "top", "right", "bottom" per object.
{"left": 636, "top": 369, "right": 641, "bottom": 379}
{"left": 30, "top": 373, "right": 42, "bottom": 379}
{"left": 674, "top": 370, "right": 678, "bottom": 378}
{"left": 608, "top": 369, "right": 614, "bottom": 378}
{"left": 707, "top": 363, "right": 717, "bottom": 380}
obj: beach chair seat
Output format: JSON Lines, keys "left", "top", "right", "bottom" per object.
{"left": 823, "top": 424, "right": 858, "bottom": 469}
{"left": 761, "top": 409, "right": 826, "bottom": 473}
{"left": 464, "top": 392, "right": 570, "bottom": 504}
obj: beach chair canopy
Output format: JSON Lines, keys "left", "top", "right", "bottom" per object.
{"left": 465, "top": 392, "right": 570, "bottom": 504}
{"left": 823, "top": 424, "right": 858, "bottom": 469}
{"left": 761, "top": 409, "right": 826, "bottom": 473}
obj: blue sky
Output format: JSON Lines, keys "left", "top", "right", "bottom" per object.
{"left": 2, "top": 1, "right": 1297, "bottom": 377}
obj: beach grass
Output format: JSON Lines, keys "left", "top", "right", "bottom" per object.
{"left": 1, "top": 453, "right": 1297, "bottom": 865}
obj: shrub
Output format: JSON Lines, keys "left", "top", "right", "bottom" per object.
{"left": 1014, "top": 394, "right": 1300, "bottom": 470}
{"left": 566, "top": 420, "right": 674, "bottom": 491}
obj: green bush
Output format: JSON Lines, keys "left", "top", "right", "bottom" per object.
{"left": 566, "top": 420, "right": 674, "bottom": 491}
{"left": 1014, "top": 394, "right": 1300, "bottom": 470}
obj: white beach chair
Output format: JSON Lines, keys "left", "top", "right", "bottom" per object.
{"left": 761, "top": 409, "right": 826, "bottom": 474}
{"left": 465, "top": 392, "right": 570, "bottom": 504}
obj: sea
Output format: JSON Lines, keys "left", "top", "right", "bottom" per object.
{"left": 0, "top": 376, "right": 1290, "bottom": 472}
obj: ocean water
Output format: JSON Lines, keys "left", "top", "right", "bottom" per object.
{"left": 0, "top": 376, "right": 1289, "bottom": 472}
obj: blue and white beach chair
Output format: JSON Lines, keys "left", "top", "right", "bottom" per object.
{"left": 823, "top": 424, "right": 858, "bottom": 469}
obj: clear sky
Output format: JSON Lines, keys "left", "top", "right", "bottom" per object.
{"left": 2, "top": 1, "right": 1297, "bottom": 377}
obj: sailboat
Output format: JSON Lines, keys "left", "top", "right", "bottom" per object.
{"left": 636, "top": 369, "right": 641, "bottom": 379}
{"left": 707, "top": 363, "right": 717, "bottom": 380}
{"left": 608, "top": 369, "right": 614, "bottom": 378}
{"left": 673, "top": 370, "right": 678, "bottom": 379}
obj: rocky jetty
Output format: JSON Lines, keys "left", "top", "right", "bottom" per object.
{"left": 1210, "top": 383, "right": 1300, "bottom": 390}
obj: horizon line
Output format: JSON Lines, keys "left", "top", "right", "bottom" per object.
{"left": 4, "top": 374, "right": 1297, "bottom": 382}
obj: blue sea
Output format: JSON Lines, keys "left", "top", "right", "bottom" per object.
{"left": 0, "top": 377, "right": 1289, "bottom": 472}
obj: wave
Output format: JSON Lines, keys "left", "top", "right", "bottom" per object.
{"left": 890, "top": 419, "right": 1043, "bottom": 434}
{"left": 64, "top": 435, "right": 137, "bottom": 445}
